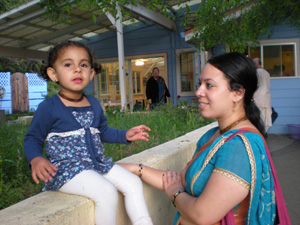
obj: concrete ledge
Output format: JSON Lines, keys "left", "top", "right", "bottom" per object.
{"left": 0, "top": 192, "right": 95, "bottom": 225}
{"left": 17, "top": 116, "right": 33, "bottom": 125}
{"left": 0, "top": 122, "right": 217, "bottom": 225}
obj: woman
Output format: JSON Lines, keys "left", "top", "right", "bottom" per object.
{"left": 120, "top": 52, "right": 289, "bottom": 225}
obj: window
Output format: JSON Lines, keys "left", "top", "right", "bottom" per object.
{"left": 177, "top": 50, "right": 199, "bottom": 96}
{"left": 113, "top": 70, "right": 120, "bottom": 94}
{"left": 249, "top": 42, "right": 297, "bottom": 77}
{"left": 132, "top": 71, "right": 141, "bottom": 94}
{"left": 100, "top": 69, "right": 108, "bottom": 94}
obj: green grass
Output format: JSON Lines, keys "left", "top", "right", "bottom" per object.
{"left": 0, "top": 101, "right": 213, "bottom": 210}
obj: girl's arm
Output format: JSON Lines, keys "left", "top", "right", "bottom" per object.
{"left": 125, "top": 125, "right": 151, "bottom": 142}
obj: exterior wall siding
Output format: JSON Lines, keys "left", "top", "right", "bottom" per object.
{"left": 261, "top": 23, "right": 300, "bottom": 40}
{"left": 269, "top": 78, "right": 300, "bottom": 134}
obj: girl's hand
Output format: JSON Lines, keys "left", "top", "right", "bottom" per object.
{"left": 126, "top": 125, "right": 151, "bottom": 141}
{"left": 162, "top": 170, "right": 185, "bottom": 200}
{"left": 30, "top": 156, "right": 58, "bottom": 184}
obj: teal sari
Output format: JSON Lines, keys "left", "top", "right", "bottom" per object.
{"left": 173, "top": 128, "right": 276, "bottom": 225}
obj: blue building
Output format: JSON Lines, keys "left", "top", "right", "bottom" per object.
{"left": 0, "top": 1, "right": 299, "bottom": 134}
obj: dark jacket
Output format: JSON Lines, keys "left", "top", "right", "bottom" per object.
{"left": 146, "top": 76, "right": 170, "bottom": 104}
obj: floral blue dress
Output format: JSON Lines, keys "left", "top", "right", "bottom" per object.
{"left": 44, "top": 106, "right": 114, "bottom": 191}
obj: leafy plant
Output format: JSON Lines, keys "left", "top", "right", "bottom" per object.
{"left": 43, "top": 81, "right": 60, "bottom": 99}
{"left": 0, "top": 57, "right": 43, "bottom": 74}
{"left": 0, "top": 0, "right": 32, "bottom": 14}
{"left": 183, "top": 0, "right": 300, "bottom": 52}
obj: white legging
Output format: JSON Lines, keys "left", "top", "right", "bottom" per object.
{"left": 59, "top": 164, "right": 153, "bottom": 225}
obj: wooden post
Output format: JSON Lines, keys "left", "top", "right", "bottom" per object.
{"left": 11, "top": 73, "right": 29, "bottom": 113}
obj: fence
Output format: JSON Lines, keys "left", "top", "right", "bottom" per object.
{"left": 0, "top": 72, "right": 47, "bottom": 114}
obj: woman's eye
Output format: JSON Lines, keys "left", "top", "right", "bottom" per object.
{"left": 206, "top": 83, "right": 213, "bottom": 88}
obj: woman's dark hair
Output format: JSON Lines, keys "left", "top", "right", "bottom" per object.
{"left": 40, "top": 40, "right": 101, "bottom": 81}
{"left": 208, "top": 52, "right": 266, "bottom": 137}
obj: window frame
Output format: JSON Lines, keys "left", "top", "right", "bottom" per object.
{"left": 248, "top": 38, "right": 299, "bottom": 77}
{"left": 176, "top": 48, "right": 200, "bottom": 96}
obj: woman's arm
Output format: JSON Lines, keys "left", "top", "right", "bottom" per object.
{"left": 118, "top": 163, "right": 167, "bottom": 190}
{"left": 164, "top": 172, "right": 249, "bottom": 225}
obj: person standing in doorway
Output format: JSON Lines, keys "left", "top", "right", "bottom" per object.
{"left": 253, "top": 58, "right": 272, "bottom": 131}
{"left": 146, "top": 67, "right": 170, "bottom": 110}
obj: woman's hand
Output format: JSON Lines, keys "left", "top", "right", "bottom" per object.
{"left": 126, "top": 125, "right": 151, "bottom": 141}
{"left": 30, "top": 156, "right": 58, "bottom": 184}
{"left": 162, "top": 170, "right": 185, "bottom": 200}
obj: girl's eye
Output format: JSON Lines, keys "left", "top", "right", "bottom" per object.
{"left": 64, "top": 63, "right": 71, "bottom": 67}
{"left": 81, "top": 63, "right": 89, "bottom": 68}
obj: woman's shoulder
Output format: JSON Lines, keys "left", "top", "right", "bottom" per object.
{"left": 221, "top": 129, "right": 265, "bottom": 154}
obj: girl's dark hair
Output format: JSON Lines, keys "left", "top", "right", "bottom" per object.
{"left": 208, "top": 52, "right": 266, "bottom": 137}
{"left": 40, "top": 40, "right": 101, "bottom": 81}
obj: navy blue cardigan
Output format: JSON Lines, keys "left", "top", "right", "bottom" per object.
{"left": 24, "top": 94, "right": 129, "bottom": 165}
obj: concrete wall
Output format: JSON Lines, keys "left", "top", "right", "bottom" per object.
{"left": 0, "top": 122, "right": 217, "bottom": 225}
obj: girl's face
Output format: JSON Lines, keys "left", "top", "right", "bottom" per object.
{"left": 47, "top": 46, "right": 95, "bottom": 94}
{"left": 195, "top": 63, "right": 237, "bottom": 120}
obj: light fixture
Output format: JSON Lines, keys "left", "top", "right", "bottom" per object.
{"left": 135, "top": 60, "right": 144, "bottom": 66}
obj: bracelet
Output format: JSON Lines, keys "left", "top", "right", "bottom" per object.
{"left": 172, "top": 189, "right": 185, "bottom": 207}
{"left": 138, "top": 163, "right": 143, "bottom": 178}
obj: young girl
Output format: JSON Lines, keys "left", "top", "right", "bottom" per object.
{"left": 24, "top": 41, "right": 153, "bottom": 225}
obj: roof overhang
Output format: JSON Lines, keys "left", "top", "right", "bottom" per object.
{"left": 0, "top": 0, "right": 179, "bottom": 60}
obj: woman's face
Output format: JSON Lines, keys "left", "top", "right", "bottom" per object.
{"left": 195, "top": 63, "right": 235, "bottom": 120}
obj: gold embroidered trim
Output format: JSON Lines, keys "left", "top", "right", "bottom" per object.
{"left": 237, "top": 134, "right": 256, "bottom": 225}
{"left": 190, "top": 137, "right": 227, "bottom": 196}
{"left": 175, "top": 215, "right": 182, "bottom": 225}
{"left": 213, "top": 167, "right": 250, "bottom": 190}
{"left": 189, "top": 133, "right": 257, "bottom": 225}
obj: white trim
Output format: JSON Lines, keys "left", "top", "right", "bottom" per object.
{"left": 249, "top": 38, "right": 299, "bottom": 77}
{"left": 176, "top": 49, "right": 199, "bottom": 97}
